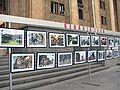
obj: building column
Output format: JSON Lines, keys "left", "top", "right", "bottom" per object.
{"left": 31, "top": 0, "right": 44, "bottom": 19}
{"left": 92, "top": 0, "right": 101, "bottom": 29}
{"left": 116, "top": 0, "right": 120, "bottom": 32}
{"left": 109, "top": 0, "right": 116, "bottom": 32}
{"left": 69, "top": 0, "right": 79, "bottom": 25}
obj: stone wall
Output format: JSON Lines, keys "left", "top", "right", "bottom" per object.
{"left": 44, "top": 0, "right": 70, "bottom": 23}
{"left": 4, "top": 0, "right": 120, "bottom": 31}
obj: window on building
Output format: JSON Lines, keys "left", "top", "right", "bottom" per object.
{"left": 100, "top": 0, "right": 105, "bottom": 10}
{"left": 0, "top": 0, "right": 5, "bottom": 14}
{"left": 60, "top": 4, "right": 65, "bottom": 15}
{"left": 101, "top": 16, "right": 107, "bottom": 25}
{"left": 51, "top": 1, "right": 65, "bottom": 15}
{"left": 78, "top": 9, "right": 83, "bottom": 20}
{"left": 77, "top": 0, "right": 83, "bottom": 7}
{"left": 51, "top": 1, "right": 58, "bottom": 14}
{"left": 77, "top": 0, "right": 83, "bottom": 4}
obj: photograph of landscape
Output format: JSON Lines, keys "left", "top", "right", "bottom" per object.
{"left": 0, "top": 29, "right": 24, "bottom": 47}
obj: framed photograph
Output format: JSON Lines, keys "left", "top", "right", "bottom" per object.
{"left": 49, "top": 33, "right": 65, "bottom": 47}
{"left": 112, "top": 50, "right": 119, "bottom": 58}
{"left": 119, "top": 39, "right": 120, "bottom": 46}
{"left": 108, "top": 37, "right": 115, "bottom": 47}
{"left": 88, "top": 50, "right": 96, "bottom": 62}
{"left": 58, "top": 52, "right": 72, "bottom": 67}
{"left": 0, "top": 28, "right": 24, "bottom": 47}
{"left": 80, "top": 35, "right": 90, "bottom": 47}
{"left": 106, "top": 50, "right": 113, "bottom": 59}
{"left": 75, "top": 51, "right": 86, "bottom": 64}
{"left": 114, "top": 38, "right": 120, "bottom": 47}
{"left": 37, "top": 53, "right": 55, "bottom": 69}
{"left": 66, "top": 34, "right": 79, "bottom": 46}
{"left": 91, "top": 36, "right": 99, "bottom": 46}
{"left": 100, "top": 37, "right": 107, "bottom": 47}
{"left": 27, "top": 31, "right": 46, "bottom": 47}
{"left": 119, "top": 49, "right": 120, "bottom": 58}
{"left": 98, "top": 51, "right": 105, "bottom": 61}
{"left": 11, "top": 53, "right": 34, "bottom": 73}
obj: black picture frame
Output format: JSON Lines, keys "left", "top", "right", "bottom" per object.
{"left": 106, "top": 49, "right": 113, "bottom": 59}
{"left": 88, "top": 50, "right": 97, "bottom": 62}
{"left": 37, "top": 52, "right": 55, "bottom": 69}
{"left": 66, "top": 33, "right": 79, "bottom": 47}
{"left": 112, "top": 50, "right": 119, "bottom": 58}
{"left": 75, "top": 51, "right": 86, "bottom": 64}
{"left": 98, "top": 50, "right": 105, "bottom": 61}
{"left": 91, "top": 36, "right": 100, "bottom": 47}
{"left": 108, "top": 37, "right": 115, "bottom": 47}
{"left": 11, "top": 53, "right": 35, "bottom": 73}
{"left": 49, "top": 33, "right": 65, "bottom": 47}
{"left": 100, "top": 36, "right": 107, "bottom": 47}
{"left": 27, "top": 30, "right": 47, "bottom": 47}
{"left": 80, "top": 35, "right": 90, "bottom": 47}
{"left": 114, "top": 38, "right": 120, "bottom": 47}
{"left": 0, "top": 28, "right": 25, "bottom": 48}
{"left": 58, "top": 52, "right": 72, "bottom": 67}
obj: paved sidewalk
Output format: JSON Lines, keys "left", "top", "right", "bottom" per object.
{"left": 32, "top": 66, "right": 120, "bottom": 90}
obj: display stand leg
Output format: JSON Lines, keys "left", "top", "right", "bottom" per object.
{"left": 9, "top": 48, "right": 12, "bottom": 90}
{"left": 82, "top": 63, "right": 100, "bottom": 87}
{"left": 88, "top": 62, "right": 91, "bottom": 83}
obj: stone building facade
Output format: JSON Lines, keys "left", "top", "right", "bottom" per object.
{"left": 0, "top": 0, "right": 120, "bottom": 32}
